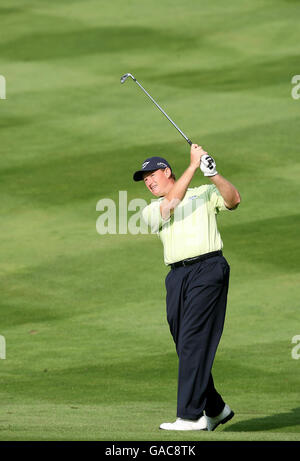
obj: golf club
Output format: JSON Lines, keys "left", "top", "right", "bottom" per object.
{"left": 120, "top": 73, "right": 192, "bottom": 145}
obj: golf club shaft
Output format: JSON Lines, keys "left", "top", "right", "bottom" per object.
{"left": 133, "top": 79, "right": 192, "bottom": 146}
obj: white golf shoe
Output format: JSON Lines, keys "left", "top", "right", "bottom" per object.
{"left": 205, "top": 404, "right": 234, "bottom": 431}
{"left": 159, "top": 416, "right": 207, "bottom": 431}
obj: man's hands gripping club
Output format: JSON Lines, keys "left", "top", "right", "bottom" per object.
{"left": 190, "top": 144, "right": 218, "bottom": 177}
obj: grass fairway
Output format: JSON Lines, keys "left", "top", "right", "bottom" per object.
{"left": 0, "top": 0, "right": 300, "bottom": 442}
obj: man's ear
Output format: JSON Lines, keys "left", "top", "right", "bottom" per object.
{"left": 164, "top": 167, "right": 172, "bottom": 179}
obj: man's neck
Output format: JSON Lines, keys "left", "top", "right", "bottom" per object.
{"left": 161, "top": 179, "right": 176, "bottom": 197}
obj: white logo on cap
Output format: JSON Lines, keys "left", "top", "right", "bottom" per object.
{"left": 157, "top": 162, "right": 167, "bottom": 167}
{"left": 142, "top": 161, "right": 150, "bottom": 169}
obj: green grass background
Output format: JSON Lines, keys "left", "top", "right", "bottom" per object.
{"left": 0, "top": 0, "right": 300, "bottom": 441}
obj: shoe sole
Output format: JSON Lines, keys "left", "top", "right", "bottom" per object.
{"left": 210, "top": 410, "right": 235, "bottom": 431}
{"left": 159, "top": 426, "right": 207, "bottom": 431}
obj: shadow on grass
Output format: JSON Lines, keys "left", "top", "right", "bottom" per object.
{"left": 0, "top": 26, "right": 195, "bottom": 61}
{"left": 224, "top": 407, "right": 300, "bottom": 432}
{"left": 152, "top": 54, "right": 300, "bottom": 92}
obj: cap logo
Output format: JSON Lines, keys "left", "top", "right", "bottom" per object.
{"left": 142, "top": 161, "right": 150, "bottom": 169}
{"left": 157, "top": 162, "right": 167, "bottom": 167}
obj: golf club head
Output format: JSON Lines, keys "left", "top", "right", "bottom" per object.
{"left": 120, "top": 73, "right": 136, "bottom": 84}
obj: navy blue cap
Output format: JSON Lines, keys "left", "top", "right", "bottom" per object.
{"left": 133, "top": 156, "right": 172, "bottom": 181}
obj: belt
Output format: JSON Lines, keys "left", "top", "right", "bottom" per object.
{"left": 170, "top": 250, "right": 223, "bottom": 269}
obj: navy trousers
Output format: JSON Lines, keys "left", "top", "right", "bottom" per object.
{"left": 165, "top": 254, "right": 230, "bottom": 420}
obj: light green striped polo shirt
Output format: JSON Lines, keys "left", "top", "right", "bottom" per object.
{"left": 142, "top": 184, "right": 232, "bottom": 265}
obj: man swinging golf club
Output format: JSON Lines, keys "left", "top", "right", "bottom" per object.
{"left": 133, "top": 144, "right": 241, "bottom": 431}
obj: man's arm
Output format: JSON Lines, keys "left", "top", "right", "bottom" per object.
{"left": 160, "top": 144, "right": 205, "bottom": 219}
{"left": 209, "top": 174, "right": 241, "bottom": 210}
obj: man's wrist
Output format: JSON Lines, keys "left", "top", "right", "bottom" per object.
{"left": 209, "top": 173, "right": 220, "bottom": 181}
{"left": 188, "top": 163, "right": 198, "bottom": 174}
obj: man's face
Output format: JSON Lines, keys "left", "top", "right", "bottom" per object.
{"left": 143, "top": 168, "right": 171, "bottom": 197}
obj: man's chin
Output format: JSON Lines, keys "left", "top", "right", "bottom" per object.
{"left": 151, "top": 190, "right": 161, "bottom": 197}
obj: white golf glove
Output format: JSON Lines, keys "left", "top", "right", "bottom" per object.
{"left": 200, "top": 154, "right": 218, "bottom": 177}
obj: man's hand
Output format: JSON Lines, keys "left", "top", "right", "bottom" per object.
{"left": 200, "top": 154, "right": 218, "bottom": 177}
{"left": 190, "top": 144, "right": 208, "bottom": 169}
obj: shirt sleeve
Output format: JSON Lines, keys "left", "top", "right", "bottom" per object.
{"left": 207, "top": 184, "right": 229, "bottom": 213}
{"left": 141, "top": 200, "right": 170, "bottom": 234}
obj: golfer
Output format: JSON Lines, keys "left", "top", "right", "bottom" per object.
{"left": 133, "top": 144, "right": 241, "bottom": 431}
